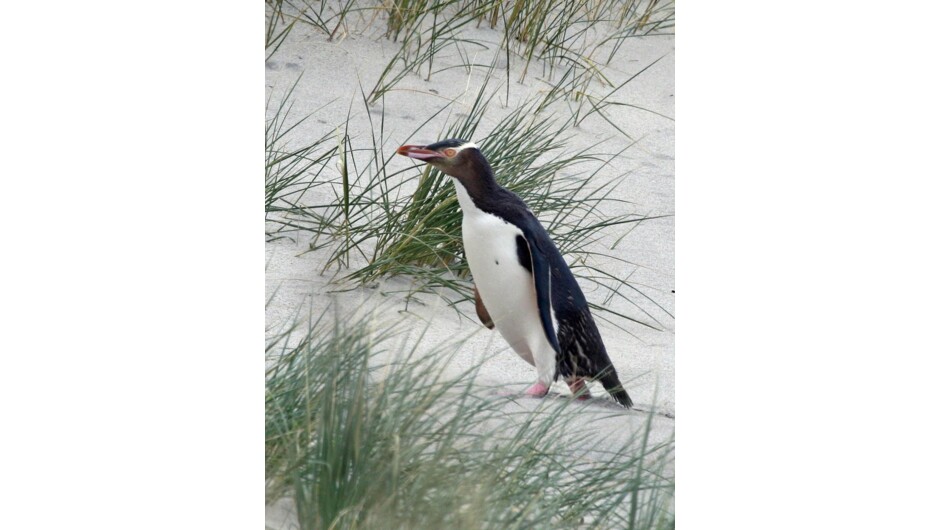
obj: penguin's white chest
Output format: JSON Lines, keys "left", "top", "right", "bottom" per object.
{"left": 453, "top": 180, "right": 553, "bottom": 365}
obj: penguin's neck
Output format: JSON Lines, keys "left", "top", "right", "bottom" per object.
{"left": 452, "top": 177, "right": 483, "bottom": 217}
{"left": 448, "top": 160, "right": 501, "bottom": 217}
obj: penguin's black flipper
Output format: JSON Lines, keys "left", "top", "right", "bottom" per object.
{"left": 518, "top": 219, "right": 561, "bottom": 357}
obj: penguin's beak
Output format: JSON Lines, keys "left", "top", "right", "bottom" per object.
{"left": 396, "top": 145, "right": 444, "bottom": 161}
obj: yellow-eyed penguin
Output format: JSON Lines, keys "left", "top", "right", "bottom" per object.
{"left": 396, "top": 139, "right": 633, "bottom": 408}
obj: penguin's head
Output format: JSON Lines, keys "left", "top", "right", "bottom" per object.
{"left": 396, "top": 139, "right": 492, "bottom": 183}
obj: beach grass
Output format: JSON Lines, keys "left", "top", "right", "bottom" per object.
{"left": 265, "top": 75, "right": 341, "bottom": 240}
{"left": 266, "top": 306, "right": 675, "bottom": 529}
{"left": 270, "top": 0, "right": 673, "bottom": 103}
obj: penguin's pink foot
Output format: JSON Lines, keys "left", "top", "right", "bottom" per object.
{"left": 524, "top": 382, "right": 550, "bottom": 397}
{"left": 567, "top": 378, "right": 592, "bottom": 400}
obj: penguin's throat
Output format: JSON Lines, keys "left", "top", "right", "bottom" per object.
{"left": 450, "top": 174, "right": 498, "bottom": 214}
{"left": 446, "top": 158, "right": 497, "bottom": 200}
{"left": 451, "top": 177, "right": 480, "bottom": 214}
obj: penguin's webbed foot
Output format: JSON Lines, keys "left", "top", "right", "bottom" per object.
{"left": 523, "top": 382, "right": 550, "bottom": 397}
{"left": 566, "top": 378, "right": 592, "bottom": 401}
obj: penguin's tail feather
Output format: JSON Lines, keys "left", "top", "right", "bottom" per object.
{"left": 598, "top": 367, "right": 633, "bottom": 409}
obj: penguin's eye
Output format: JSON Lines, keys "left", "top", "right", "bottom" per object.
{"left": 444, "top": 148, "right": 457, "bottom": 157}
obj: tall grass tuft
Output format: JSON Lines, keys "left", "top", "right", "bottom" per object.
{"left": 364, "top": 0, "right": 674, "bottom": 103}
{"left": 266, "top": 306, "right": 675, "bottom": 529}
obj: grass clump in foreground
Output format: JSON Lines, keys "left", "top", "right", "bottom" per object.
{"left": 266, "top": 306, "right": 675, "bottom": 529}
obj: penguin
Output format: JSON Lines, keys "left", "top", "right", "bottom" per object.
{"left": 397, "top": 139, "right": 633, "bottom": 408}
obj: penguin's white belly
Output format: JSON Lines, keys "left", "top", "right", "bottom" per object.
{"left": 461, "top": 211, "right": 553, "bottom": 366}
